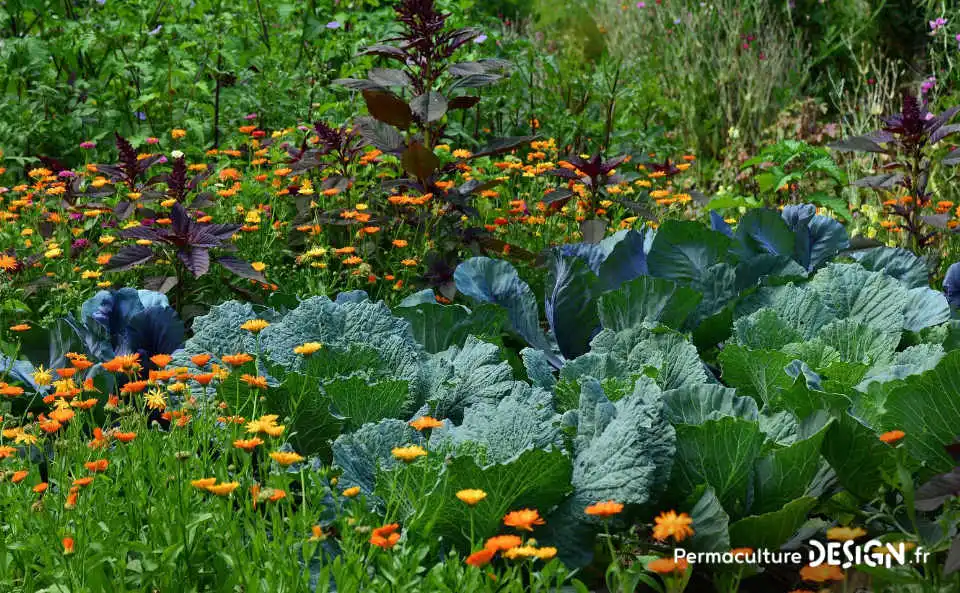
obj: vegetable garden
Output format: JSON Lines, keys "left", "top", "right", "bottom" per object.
{"left": 1, "top": 0, "right": 959, "bottom": 592}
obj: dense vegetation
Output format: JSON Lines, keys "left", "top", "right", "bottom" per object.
{"left": 1, "top": 1, "right": 960, "bottom": 592}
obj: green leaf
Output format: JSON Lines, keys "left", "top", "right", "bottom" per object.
{"left": 718, "top": 345, "right": 794, "bottom": 406}
{"left": 332, "top": 419, "right": 424, "bottom": 494}
{"left": 670, "top": 417, "right": 766, "bottom": 515}
{"left": 647, "top": 220, "right": 735, "bottom": 284}
{"left": 687, "top": 488, "right": 731, "bottom": 553}
{"left": 850, "top": 247, "right": 929, "bottom": 289}
{"left": 883, "top": 350, "right": 960, "bottom": 472}
{"left": 395, "top": 301, "right": 506, "bottom": 354}
{"left": 733, "top": 309, "right": 802, "bottom": 350}
{"left": 753, "top": 419, "right": 831, "bottom": 514}
{"left": 662, "top": 384, "right": 758, "bottom": 425}
{"left": 822, "top": 413, "right": 896, "bottom": 500}
{"left": 424, "top": 337, "right": 516, "bottom": 424}
{"left": 597, "top": 276, "right": 702, "bottom": 331}
{"left": 410, "top": 448, "right": 572, "bottom": 548}
{"left": 728, "top": 497, "right": 817, "bottom": 548}
{"left": 325, "top": 376, "right": 412, "bottom": 430}
{"left": 809, "top": 263, "right": 906, "bottom": 330}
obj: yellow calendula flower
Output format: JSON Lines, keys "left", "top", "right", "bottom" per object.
{"left": 294, "top": 342, "right": 323, "bottom": 356}
{"left": 269, "top": 451, "right": 305, "bottom": 466}
{"left": 456, "top": 489, "right": 487, "bottom": 506}
{"left": 241, "top": 319, "right": 270, "bottom": 333}
{"left": 342, "top": 486, "right": 361, "bottom": 498}
{"left": 205, "top": 482, "right": 240, "bottom": 496}
{"left": 391, "top": 445, "right": 427, "bottom": 463}
{"left": 33, "top": 365, "right": 53, "bottom": 387}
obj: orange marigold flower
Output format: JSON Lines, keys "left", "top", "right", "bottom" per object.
{"left": 879, "top": 430, "right": 905, "bottom": 445}
{"left": 114, "top": 431, "right": 137, "bottom": 443}
{"left": 485, "top": 535, "right": 523, "bottom": 552}
{"left": 647, "top": 557, "right": 688, "bottom": 574}
{"left": 33, "top": 482, "right": 49, "bottom": 494}
{"left": 409, "top": 416, "right": 443, "bottom": 431}
{"left": 827, "top": 526, "right": 868, "bottom": 541}
{"left": 191, "top": 354, "right": 212, "bottom": 367}
{"left": 466, "top": 548, "right": 496, "bottom": 567}
{"left": 9, "top": 323, "right": 30, "bottom": 332}
{"left": 234, "top": 437, "right": 264, "bottom": 451}
{"left": 653, "top": 510, "right": 694, "bottom": 542}
{"left": 585, "top": 500, "right": 624, "bottom": 517}
{"left": 503, "top": 509, "right": 545, "bottom": 531}
{"left": 0, "top": 446, "right": 16, "bottom": 459}
{"left": 221, "top": 353, "right": 253, "bottom": 366}
{"left": 799, "top": 563, "right": 845, "bottom": 582}
{"left": 11, "top": 470, "right": 28, "bottom": 483}
{"left": 240, "top": 374, "right": 269, "bottom": 390}
{"left": 370, "top": 523, "right": 401, "bottom": 549}
{"left": 191, "top": 477, "right": 217, "bottom": 490}
{"left": 150, "top": 354, "right": 173, "bottom": 368}
{"left": 84, "top": 459, "right": 109, "bottom": 473}
{"left": 72, "top": 477, "right": 94, "bottom": 488}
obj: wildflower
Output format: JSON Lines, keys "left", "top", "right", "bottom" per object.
{"left": 799, "top": 563, "right": 845, "bottom": 582}
{"left": 485, "top": 535, "right": 523, "bottom": 552}
{"left": 206, "top": 482, "right": 240, "bottom": 496}
{"left": 827, "top": 526, "right": 868, "bottom": 541}
{"left": 240, "top": 374, "right": 269, "bottom": 390}
{"left": 879, "top": 430, "right": 905, "bottom": 445}
{"left": 503, "top": 509, "right": 545, "bottom": 531}
{"left": 653, "top": 510, "right": 694, "bottom": 542}
{"left": 456, "top": 489, "right": 488, "bottom": 506}
{"left": 145, "top": 389, "right": 167, "bottom": 411}
{"left": 33, "top": 366, "right": 53, "bottom": 387}
{"left": 84, "top": 459, "right": 109, "bottom": 472}
{"left": 370, "top": 524, "right": 401, "bottom": 549}
{"left": 234, "top": 437, "right": 264, "bottom": 451}
{"left": 222, "top": 353, "right": 253, "bottom": 366}
{"left": 270, "top": 451, "right": 305, "bottom": 466}
{"left": 294, "top": 342, "right": 323, "bottom": 356}
{"left": 191, "top": 354, "right": 212, "bottom": 367}
{"left": 150, "top": 354, "right": 173, "bottom": 368}
{"left": 241, "top": 319, "right": 270, "bottom": 333}
{"left": 191, "top": 477, "right": 218, "bottom": 490}
{"left": 585, "top": 500, "right": 624, "bottom": 517}
{"left": 391, "top": 445, "right": 427, "bottom": 463}
{"left": 409, "top": 416, "right": 443, "bottom": 431}
{"left": 62, "top": 537, "right": 75, "bottom": 555}
{"left": 466, "top": 548, "right": 495, "bottom": 567}
{"left": 342, "top": 486, "right": 361, "bottom": 498}
{"left": 647, "top": 557, "right": 688, "bottom": 574}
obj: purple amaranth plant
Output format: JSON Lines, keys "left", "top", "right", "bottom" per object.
{"left": 830, "top": 92, "right": 960, "bottom": 251}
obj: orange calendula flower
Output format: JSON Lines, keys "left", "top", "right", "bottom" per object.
{"left": 62, "top": 537, "right": 75, "bottom": 555}
{"left": 484, "top": 535, "right": 523, "bottom": 552}
{"left": 9, "top": 324, "right": 30, "bottom": 332}
{"left": 33, "top": 482, "right": 49, "bottom": 494}
{"left": 409, "top": 416, "right": 443, "bottom": 431}
{"left": 114, "top": 431, "right": 137, "bottom": 443}
{"left": 84, "top": 459, "right": 109, "bottom": 473}
{"left": 370, "top": 524, "right": 401, "bottom": 549}
{"left": 647, "top": 557, "right": 688, "bottom": 574}
{"left": 293, "top": 342, "right": 323, "bottom": 356}
{"left": 503, "top": 509, "right": 545, "bottom": 531}
{"left": 72, "top": 477, "right": 94, "bottom": 488}
{"left": 465, "top": 548, "right": 496, "bottom": 567}
{"left": 799, "top": 563, "right": 845, "bottom": 582}
{"left": 0, "top": 446, "right": 16, "bottom": 459}
{"left": 191, "top": 477, "right": 218, "bottom": 490}
{"left": 827, "top": 526, "right": 868, "bottom": 541}
{"left": 342, "top": 486, "right": 361, "bottom": 497}
{"left": 879, "top": 430, "right": 905, "bottom": 445}
{"left": 191, "top": 354, "right": 212, "bottom": 367}
{"left": 240, "top": 374, "right": 269, "bottom": 390}
{"left": 206, "top": 482, "right": 240, "bottom": 496}
{"left": 585, "top": 500, "right": 624, "bottom": 517}
{"left": 269, "top": 451, "right": 305, "bottom": 466}
{"left": 234, "top": 437, "right": 264, "bottom": 451}
{"left": 11, "top": 470, "right": 28, "bottom": 483}
{"left": 653, "top": 510, "right": 694, "bottom": 542}
{"left": 150, "top": 354, "right": 173, "bottom": 368}
{"left": 310, "top": 525, "right": 325, "bottom": 541}
{"left": 120, "top": 380, "right": 149, "bottom": 394}
{"left": 456, "top": 489, "right": 487, "bottom": 506}
{"left": 221, "top": 353, "right": 253, "bottom": 366}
